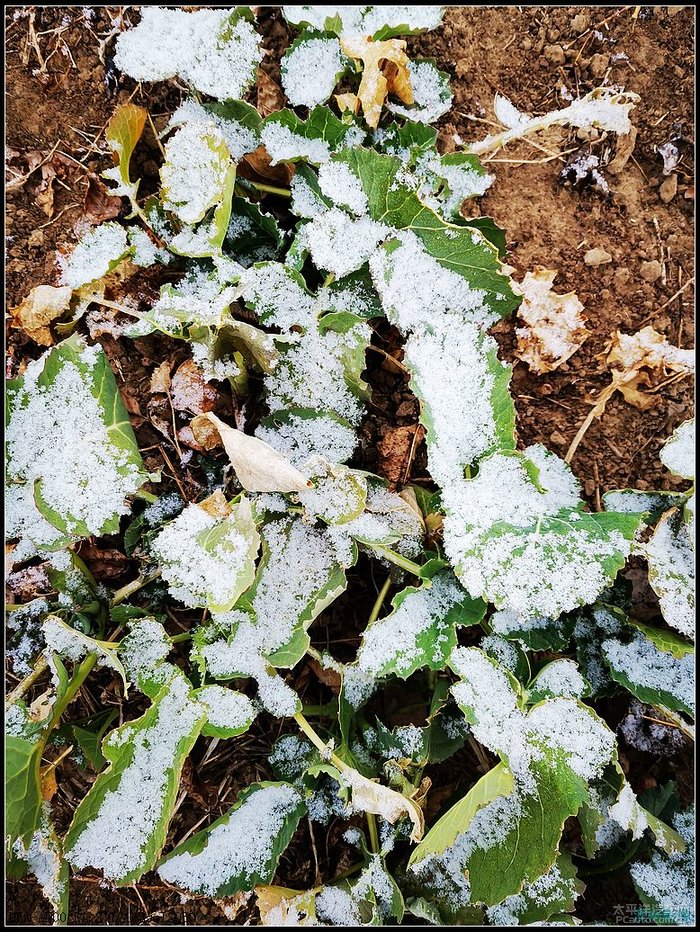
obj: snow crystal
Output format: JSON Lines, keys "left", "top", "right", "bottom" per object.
{"left": 196, "top": 685, "right": 256, "bottom": 730}
{"left": 166, "top": 98, "right": 258, "bottom": 162}
{"left": 646, "top": 513, "right": 695, "bottom": 639}
{"left": 151, "top": 502, "right": 257, "bottom": 610}
{"left": 317, "top": 161, "right": 369, "bottom": 216}
{"left": 316, "top": 886, "right": 362, "bottom": 926}
{"left": 370, "top": 229, "right": 493, "bottom": 335}
{"left": 481, "top": 634, "right": 520, "bottom": 672}
{"left": 6, "top": 343, "right": 144, "bottom": 539}
{"left": 486, "top": 860, "right": 580, "bottom": 926}
{"left": 158, "top": 783, "right": 301, "bottom": 894}
{"left": 290, "top": 174, "right": 328, "bottom": 220}
{"left": 13, "top": 810, "right": 66, "bottom": 923}
{"left": 120, "top": 618, "right": 173, "bottom": 689}
{"left": 532, "top": 659, "right": 587, "bottom": 699}
{"left": 240, "top": 262, "right": 316, "bottom": 332}
{"left": 114, "top": 8, "right": 262, "bottom": 102}
{"left": 608, "top": 782, "right": 649, "bottom": 841}
{"left": 387, "top": 60, "right": 453, "bottom": 124}
{"left": 302, "top": 208, "right": 390, "bottom": 278}
{"left": 630, "top": 807, "right": 695, "bottom": 923}
{"left": 66, "top": 675, "right": 204, "bottom": 881}
{"left": 149, "top": 267, "right": 241, "bottom": 330}
{"left": 261, "top": 121, "right": 331, "bottom": 165}
{"left": 342, "top": 664, "right": 378, "bottom": 709}
{"left": 160, "top": 121, "right": 232, "bottom": 226}
{"left": 256, "top": 413, "right": 357, "bottom": 467}
{"left": 660, "top": 419, "right": 695, "bottom": 481}
{"left": 6, "top": 483, "right": 63, "bottom": 563}
{"left": 420, "top": 154, "right": 494, "bottom": 217}
{"left": 59, "top": 222, "right": 128, "bottom": 289}
{"left": 602, "top": 632, "right": 695, "bottom": 714}
{"left": 358, "top": 573, "right": 467, "bottom": 677}
{"left": 282, "top": 36, "right": 345, "bottom": 108}
{"left": 527, "top": 698, "right": 616, "bottom": 782}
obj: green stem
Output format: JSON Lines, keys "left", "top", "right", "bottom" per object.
{"left": 135, "top": 488, "right": 158, "bottom": 504}
{"left": 248, "top": 180, "right": 292, "bottom": 198}
{"left": 110, "top": 570, "right": 162, "bottom": 608}
{"left": 5, "top": 653, "right": 48, "bottom": 709}
{"left": 654, "top": 704, "right": 695, "bottom": 741}
{"left": 367, "top": 576, "right": 392, "bottom": 626}
{"left": 170, "top": 631, "right": 192, "bottom": 644}
{"left": 293, "top": 711, "right": 348, "bottom": 773}
{"left": 372, "top": 546, "right": 425, "bottom": 578}
{"left": 366, "top": 812, "right": 380, "bottom": 854}
{"left": 46, "top": 654, "right": 98, "bottom": 730}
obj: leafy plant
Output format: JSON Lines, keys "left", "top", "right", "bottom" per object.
{"left": 5, "top": 5, "right": 694, "bottom": 927}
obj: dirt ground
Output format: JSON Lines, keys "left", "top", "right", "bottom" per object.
{"left": 5, "top": 5, "right": 695, "bottom": 926}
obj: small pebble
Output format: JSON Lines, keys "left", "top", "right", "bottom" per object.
{"left": 613, "top": 267, "right": 632, "bottom": 292}
{"left": 589, "top": 53, "right": 609, "bottom": 78}
{"left": 639, "top": 260, "right": 662, "bottom": 283}
{"left": 659, "top": 173, "right": 678, "bottom": 203}
{"left": 544, "top": 44, "right": 566, "bottom": 65}
{"left": 584, "top": 247, "right": 613, "bottom": 267}
{"left": 550, "top": 430, "right": 567, "bottom": 446}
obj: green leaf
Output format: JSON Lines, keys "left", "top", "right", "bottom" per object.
{"left": 194, "top": 684, "right": 257, "bottom": 739}
{"left": 602, "top": 488, "right": 686, "bottom": 523}
{"left": 375, "top": 120, "right": 438, "bottom": 161}
{"left": 64, "top": 673, "right": 207, "bottom": 884}
{"left": 261, "top": 106, "right": 365, "bottom": 165}
{"left": 157, "top": 781, "right": 306, "bottom": 896}
{"left": 13, "top": 807, "right": 70, "bottom": 925}
{"left": 646, "top": 508, "right": 695, "bottom": 640}
{"left": 119, "top": 617, "right": 177, "bottom": 699}
{"left": 321, "top": 267, "right": 383, "bottom": 319}
{"left": 204, "top": 98, "right": 262, "bottom": 138}
{"left": 485, "top": 852, "right": 584, "bottom": 925}
{"left": 319, "top": 310, "right": 372, "bottom": 402}
{"left": 386, "top": 58, "right": 453, "bottom": 124}
{"left": 630, "top": 805, "right": 694, "bottom": 923}
{"left": 225, "top": 196, "right": 285, "bottom": 267}
{"left": 169, "top": 163, "right": 237, "bottom": 259}
{"left": 299, "top": 460, "right": 368, "bottom": 526}
{"left": 161, "top": 122, "right": 233, "bottom": 225}
{"left": 6, "top": 736, "right": 43, "bottom": 847}
{"left": 659, "top": 417, "right": 695, "bottom": 481}
{"left": 43, "top": 615, "right": 130, "bottom": 693}
{"left": 409, "top": 762, "right": 515, "bottom": 868}
{"left": 71, "top": 708, "right": 119, "bottom": 772}
{"left": 527, "top": 658, "right": 590, "bottom": 703}
{"left": 103, "top": 103, "right": 147, "bottom": 203}
{"left": 357, "top": 571, "right": 485, "bottom": 679}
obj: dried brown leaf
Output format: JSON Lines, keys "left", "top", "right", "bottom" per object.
{"left": 514, "top": 267, "right": 588, "bottom": 374}
{"left": 241, "top": 145, "right": 294, "bottom": 186}
{"left": 257, "top": 68, "right": 286, "bottom": 117}
{"left": 170, "top": 359, "right": 220, "bottom": 415}
{"left": 10, "top": 284, "right": 74, "bottom": 345}
{"left": 601, "top": 326, "right": 694, "bottom": 410}
{"left": 83, "top": 174, "right": 123, "bottom": 224}
{"left": 340, "top": 36, "right": 413, "bottom": 129}
{"left": 197, "top": 489, "right": 231, "bottom": 519}
{"left": 150, "top": 361, "right": 172, "bottom": 394}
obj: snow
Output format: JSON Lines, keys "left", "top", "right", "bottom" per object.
{"left": 256, "top": 413, "right": 357, "bottom": 467}
{"left": 241, "top": 262, "right": 317, "bottom": 332}
{"left": 261, "top": 121, "right": 331, "bottom": 165}
{"left": 166, "top": 98, "right": 258, "bottom": 162}
{"left": 66, "top": 674, "right": 205, "bottom": 881}
{"left": 282, "top": 6, "right": 443, "bottom": 38}
{"left": 282, "top": 36, "right": 345, "bottom": 108}
{"left": 114, "top": 8, "right": 262, "bottom": 102}
{"left": 302, "top": 208, "right": 390, "bottom": 278}
{"left": 290, "top": 174, "right": 328, "bottom": 219}
{"left": 602, "top": 632, "right": 695, "bottom": 713}
{"left": 486, "top": 860, "right": 579, "bottom": 925}
{"left": 646, "top": 512, "right": 695, "bottom": 639}
{"left": 660, "top": 419, "right": 695, "bottom": 481}
{"left": 59, "top": 222, "right": 128, "bottom": 289}
{"left": 532, "top": 659, "right": 587, "bottom": 699}
{"left": 160, "top": 121, "right": 232, "bottom": 226}
{"left": 630, "top": 807, "right": 695, "bottom": 923}
{"left": 317, "top": 161, "right": 369, "bottom": 216}
{"left": 196, "top": 685, "right": 256, "bottom": 730}
{"left": 158, "top": 783, "right": 301, "bottom": 895}
{"left": 387, "top": 60, "right": 453, "bottom": 124}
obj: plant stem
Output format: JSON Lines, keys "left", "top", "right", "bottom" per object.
{"left": 366, "top": 812, "right": 380, "bottom": 854}
{"left": 654, "top": 704, "right": 695, "bottom": 741}
{"left": 110, "top": 569, "right": 162, "bottom": 607}
{"left": 5, "top": 653, "right": 48, "bottom": 709}
{"left": 293, "top": 711, "right": 348, "bottom": 773}
{"left": 372, "top": 546, "right": 424, "bottom": 578}
{"left": 367, "top": 576, "right": 392, "bottom": 626}
{"left": 135, "top": 488, "right": 159, "bottom": 504}
{"left": 565, "top": 381, "right": 617, "bottom": 463}
{"left": 249, "top": 180, "right": 292, "bottom": 198}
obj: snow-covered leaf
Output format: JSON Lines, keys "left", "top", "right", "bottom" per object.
{"left": 281, "top": 31, "right": 348, "bottom": 109}
{"left": 157, "top": 781, "right": 305, "bottom": 896}
{"left": 193, "top": 684, "right": 257, "bottom": 739}
{"left": 630, "top": 806, "right": 695, "bottom": 924}
{"left": 385, "top": 58, "right": 453, "bottom": 124}
{"left": 10, "top": 285, "right": 74, "bottom": 346}
{"left": 646, "top": 508, "right": 695, "bottom": 640}
{"left": 43, "top": 616, "right": 129, "bottom": 694}
{"left": 261, "top": 106, "right": 364, "bottom": 165}
{"left": 64, "top": 673, "right": 207, "bottom": 884}
{"left": 660, "top": 418, "right": 695, "bottom": 481}
{"left": 161, "top": 122, "right": 233, "bottom": 226}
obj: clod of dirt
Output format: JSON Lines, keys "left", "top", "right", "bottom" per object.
{"left": 589, "top": 54, "right": 609, "bottom": 79}
{"left": 584, "top": 247, "right": 613, "bottom": 267}
{"left": 639, "top": 260, "right": 662, "bottom": 283}
{"left": 659, "top": 173, "right": 678, "bottom": 203}
{"left": 544, "top": 44, "right": 566, "bottom": 65}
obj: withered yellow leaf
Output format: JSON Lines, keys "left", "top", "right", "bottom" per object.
{"left": 10, "top": 284, "right": 73, "bottom": 346}
{"left": 340, "top": 36, "right": 413, "bottom": 129}
{"left": 514, "top": 267, "right": 588, "bottom": 374}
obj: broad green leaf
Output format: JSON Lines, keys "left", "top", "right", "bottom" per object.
{"left": 71, "top": 708, "right": 119, "bottom": 772}
{"left": 7, "top": 335, "right": 147, "bottom": 543}
{"left": 489, "top": 608, "right": 574, "bottom": 652}
{"left": 485, "top": 853, "right": 584, "bottom": 925}
{"left": 281, "top": 31, "right": 348, "bottom": 109}
{"left": 241, "top": 261, "right": 317, "bottom": 332}
{"left": 194, "top": 684, "right": 257, "bottom": 739}
{"left": 281, "top": 6, "right": 444, "bottom": 38}
{"left": 409, "top": 763, "right": 514, "bottom": 868}
{"left": 375, "top": 120, "right": 438, "bottom": 161}
{"left": 343, "top": 478, "right": 425, "bottom": 557}
{"left": 151, "top": 497, "right": 261, "bottom": 614}
{"left": 256, "top": 408, "right": 358, "bottom": 468}
{"left": 321, "top": 267, "right": 383, "bottom": 319}
{"left": 299, "top": 460, "right": 368, "bottom": 526}
{"left": 59, "top": 222, "right": 131, "bottom": 289}
{"left": 418, "top": 151, "right": 494, "bottom": 221}
{"left": 169, "top": 162, "right": 237, "bottom": 258}
{"left": 6, "top": 736, "right": 43, "bottom": 846}
{"left": 357, "top": 571, "right": 485, "bottom": 679}
{"left": 646, "top": 509, "right": 695, "bottom": 640}
{"left": 601, "top": 630, "right": 695, "bottom": 718}
{"left": 319, "top": 310, "right": 372, "bottom": 401}
{"left": 64, "top": 673, "right": 207, "bottom": 884}
{"left": 119, "top": 617, "right": 177, "bottom": 699}
{"left": 204, "top": 98, "right": 262, "bottom": 153}
{"left": 157, "top": 781, "right": 306, "bottom": 896}
{"left": 103, "top": 103, "right": 147, "bottom": 204}
{"left": 602, "top": 488, "right": 686, "bottom": 523}
{"left": 226, "top": 196, "right": 285, "bottom": 267}
{"left": 625, "top": 617, "right": 694, "bottom": 659}
{"left": 527, "top": 658, "right": 590, "bottom": 702}
{"left": 261, "top": 106, "right": 365, "bottom": 165}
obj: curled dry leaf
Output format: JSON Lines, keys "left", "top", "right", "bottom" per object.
{"left": 192, "top": 412, "right": 311, "bottom": 493}
{"left": 197, "top": 489, "right": 231, "bottom": 519}
{"left": 602, "top": 326, "right": 695, "bottom": 409}
{"left": 340, "top": 36, "right": 413, "bottom": 129}
{"left": 513, "top": 267, "right": 588, "bottom": 374}
{"left": 83, "top": 174, "right": 123, "bottom": 224}
{"left": 257, "top": 68, "right": 286, "bottom": 117}
{"left": 10, "top": 284, "right": 74, "bottom": 346}
{"left": 241, "top": 145, "right": 295, "bottom": 186}
{"left": 149, "top": 361, "right": 172, "bottom": 394}
{"left": 343, "top": 768, "right": 425, "bottom": 843}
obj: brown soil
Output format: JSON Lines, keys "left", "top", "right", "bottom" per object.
{"left": 5, "top": 5, "right": 695, "bottom": 926}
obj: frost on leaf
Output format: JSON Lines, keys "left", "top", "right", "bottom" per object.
{"left": 260, "top": 107, "right": 364, "bottom": 166}
{"left": 119, "top": 618, "right": 177, "bottom": 699}
{"left": 600, "top": 326, "right": 695, "bottom": 410}
{"left": 10, "top": 285, "right": 74, "bottom": 346}
{"left": 281, "top": 32, "right": 348, "bottom": 109}
{"left": 340, "top": 36, "right": 413, "bottom": 129}
{"left": 484, "top": 853, "right": 584, "bottom": 926}
{"left": 59, "top": 222, "right": 130, "bottom": 290}
{"left": 646, "top": 509, "right": 695, "bottom": 640}
{"left": 13, "top": 806, "right": 69, "bottom": 925}
{"left": 194, "top": 684, "right": 257, "bottom": 739}
{"left": 6, "top": 336, "right": 147, "bottom": 556}
{"left": 114, "top": 7, "right": 262, "bottom": 102}
{"left": 151, "top": 496, "right": 260, "bottom": 614}
{"left": 282, "top": 6, "right": 444, "bottom": 39}
{"left": 357, "top": 572, "right": 485, "bottom": 679}
{"left": 513, "top": 267, "right": 589, "bottom": 374}
{"left": 528, "top": 659, "right": 589, "bottom": 702}
{"left": 64, "top": 673, "right": 207, "bottom": 884}
{"left": 157, "top": 782, "right": 305, "bottom": 897}
{"left": 256, "top": 409, "right": 358, "bottom": 468}
{"left": 660, "top": 418, "right": 695, "bottom": 482}
{"left": 43, "top": 616, "right": 129, "bottom": 692}
{"left": 385, "top": 59, "right": 453, "bottom": 124}
{"left": 630, "top": 806, "right": 695, "bottom": 925}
